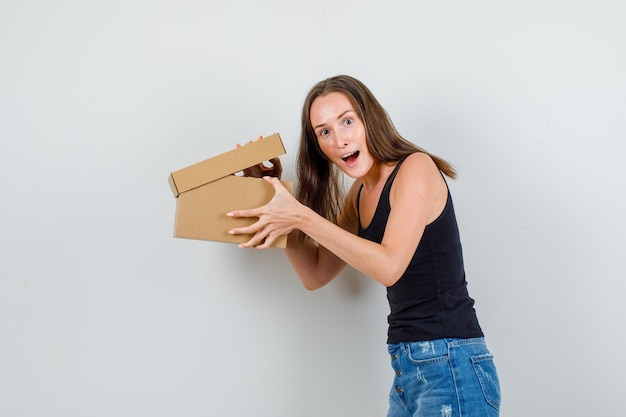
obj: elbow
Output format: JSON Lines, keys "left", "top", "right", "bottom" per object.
{"left": 381, "top": 277, "right": 399, "bottom": 288}
{"left": 301, "top": 275, "right": 329, "bottom": 291}
{"left": 378, "top": 265, "right": 405, "bottom": 287}
{"left": 299, "top": 272, "right": 335, "bottom": 291}
{"left": 302, "top": 281, "right": 321, "bottom": 291}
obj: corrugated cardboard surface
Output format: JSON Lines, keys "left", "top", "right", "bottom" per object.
{"left": 174, "top": 175, "right": 293, "bottom": 247}
{"left": 169, "top": 133, "right": 292, "bottom": 248}
{"left": 169, "top": 133, "right": 285, "bottom": 197}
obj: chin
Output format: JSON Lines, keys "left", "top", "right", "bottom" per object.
{"left": 341, "top": 166, "right": 366, "bottom": 179}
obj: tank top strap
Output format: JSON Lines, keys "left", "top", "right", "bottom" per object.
{"left": 357, "top": 157, "right": 407, "bottom": 215}
{"left": 384, "top": 157, "right": 406, "bottom": 192}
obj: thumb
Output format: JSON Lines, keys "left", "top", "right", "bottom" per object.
{"left": 263, "top": 175, "right": 279, "bottom": 185}
{"left": 263, "top": 176, "right": 286, "bottom": 194}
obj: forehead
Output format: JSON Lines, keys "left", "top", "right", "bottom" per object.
{"left": 310, "top": 92, "right": 354, "bottom": 125}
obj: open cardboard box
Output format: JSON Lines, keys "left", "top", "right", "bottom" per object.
{"left": 168, "top": 133, "right": 292, "bottom": 248}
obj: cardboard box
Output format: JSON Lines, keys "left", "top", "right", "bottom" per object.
{"left": 169, "top": 133, "right": 292, "bottom": 248}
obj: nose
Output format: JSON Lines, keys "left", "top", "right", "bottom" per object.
{"left": 336, "top": 130, "right": 349, "bottom": 148}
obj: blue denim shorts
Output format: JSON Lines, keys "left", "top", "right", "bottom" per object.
{"left": 387, "top": 337, "right": 500, "bottom": 417}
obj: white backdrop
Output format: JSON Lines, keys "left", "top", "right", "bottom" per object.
{"left": 1, "top": 1, "right": 625, "bottom": 416}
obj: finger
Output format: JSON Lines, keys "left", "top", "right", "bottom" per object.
{"left": 236, "top": 235, "right": 257, "bottom": 248}
{"left": 253, "top": 231, "right": 278, "bottom": 250}
{"left": 226, "top": 208, "right": 262, "bottom": 218}
{"left": 263, "top": 175, "right": 285, "bottom": 191}
{"left": 228, "top": 223, "right": 260, "bottom": 236}
{"left": 226, "top": 210, "right": 267, "bottom": 236}
{"left": 237, "top": 228, "right": 270, "bottom": 249}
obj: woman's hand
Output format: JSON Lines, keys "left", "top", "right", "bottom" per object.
{"left": 227, "top": 176, "right": 302, "bottom": 249}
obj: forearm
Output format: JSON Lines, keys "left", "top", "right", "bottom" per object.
{"left": 284, "top": 232, "right": 345, "bottom": 290}
{"left": 227, "top": 177, "right": 410, "bottom": 286}
{"left": 295, "top": 205, "right": 403, "bottom": 287}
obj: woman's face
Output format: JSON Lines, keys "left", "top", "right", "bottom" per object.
{"left": 310, "top": 92, "right": 374, "bottom": 179}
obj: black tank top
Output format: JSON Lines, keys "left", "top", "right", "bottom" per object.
{"left": 357, "top": 158, "right": 483, "bottom": 344}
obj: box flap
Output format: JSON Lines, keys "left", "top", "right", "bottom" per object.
{"left": 169, "top": 133, "right": 285, "bottom": 197}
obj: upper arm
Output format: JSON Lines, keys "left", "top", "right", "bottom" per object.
{"left": 381, "top": 153, "right": 448, "bottom": 280}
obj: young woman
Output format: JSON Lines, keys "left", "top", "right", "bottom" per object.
{"left": 227, "top": 75, "right": 501, "bottom": 417}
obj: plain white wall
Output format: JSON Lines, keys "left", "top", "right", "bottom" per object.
{"left": 1, "top": 1, "right": 624, "bottom": 416}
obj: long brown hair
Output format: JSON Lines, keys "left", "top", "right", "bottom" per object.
{"left": 297, "top": 74, "right": 456, "bottom": 225}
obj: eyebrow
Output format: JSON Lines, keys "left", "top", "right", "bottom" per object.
{"left": 313, "top": 110, "right": 353, "bottom": 130}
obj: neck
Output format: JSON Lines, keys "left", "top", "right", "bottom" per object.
{"left": 360, "top": 161, "right": 397, "bottom": 192}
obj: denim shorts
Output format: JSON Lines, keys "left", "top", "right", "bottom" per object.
{"left": 387, "top": 337, "right": 500, "bottom": 417}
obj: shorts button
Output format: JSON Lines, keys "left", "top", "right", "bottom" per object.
{"left": 391, "top": 354, "right": 398, "bottom": 360}
{"left": 396, "top": 369, "right": 403, "bottom": 376}
{"left": 395, "top": 386, "right": 403, "bottom": 393}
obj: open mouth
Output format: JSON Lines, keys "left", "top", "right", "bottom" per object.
{"left": 342, "top": 151, "right": 360, "bottom": 164}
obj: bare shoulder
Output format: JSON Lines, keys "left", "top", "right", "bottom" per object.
{"left": 391, "top": 153, "right": 448, "bottom": 215}
{"left": 401, "top": 152, "right": 439, "bottom": 172}
{"left": 395, "top": 152, "right": 443, "bottom": 185}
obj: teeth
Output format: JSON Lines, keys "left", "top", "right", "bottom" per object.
{"left": 342, "top": 151, "right": 357, "bottom": 160}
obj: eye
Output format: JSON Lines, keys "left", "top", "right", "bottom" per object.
{"left": 343, "top": 118, "right": 353, "bottom": 126}
{"left": 318, "top": 128, "right": 329, "bottom": 138}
